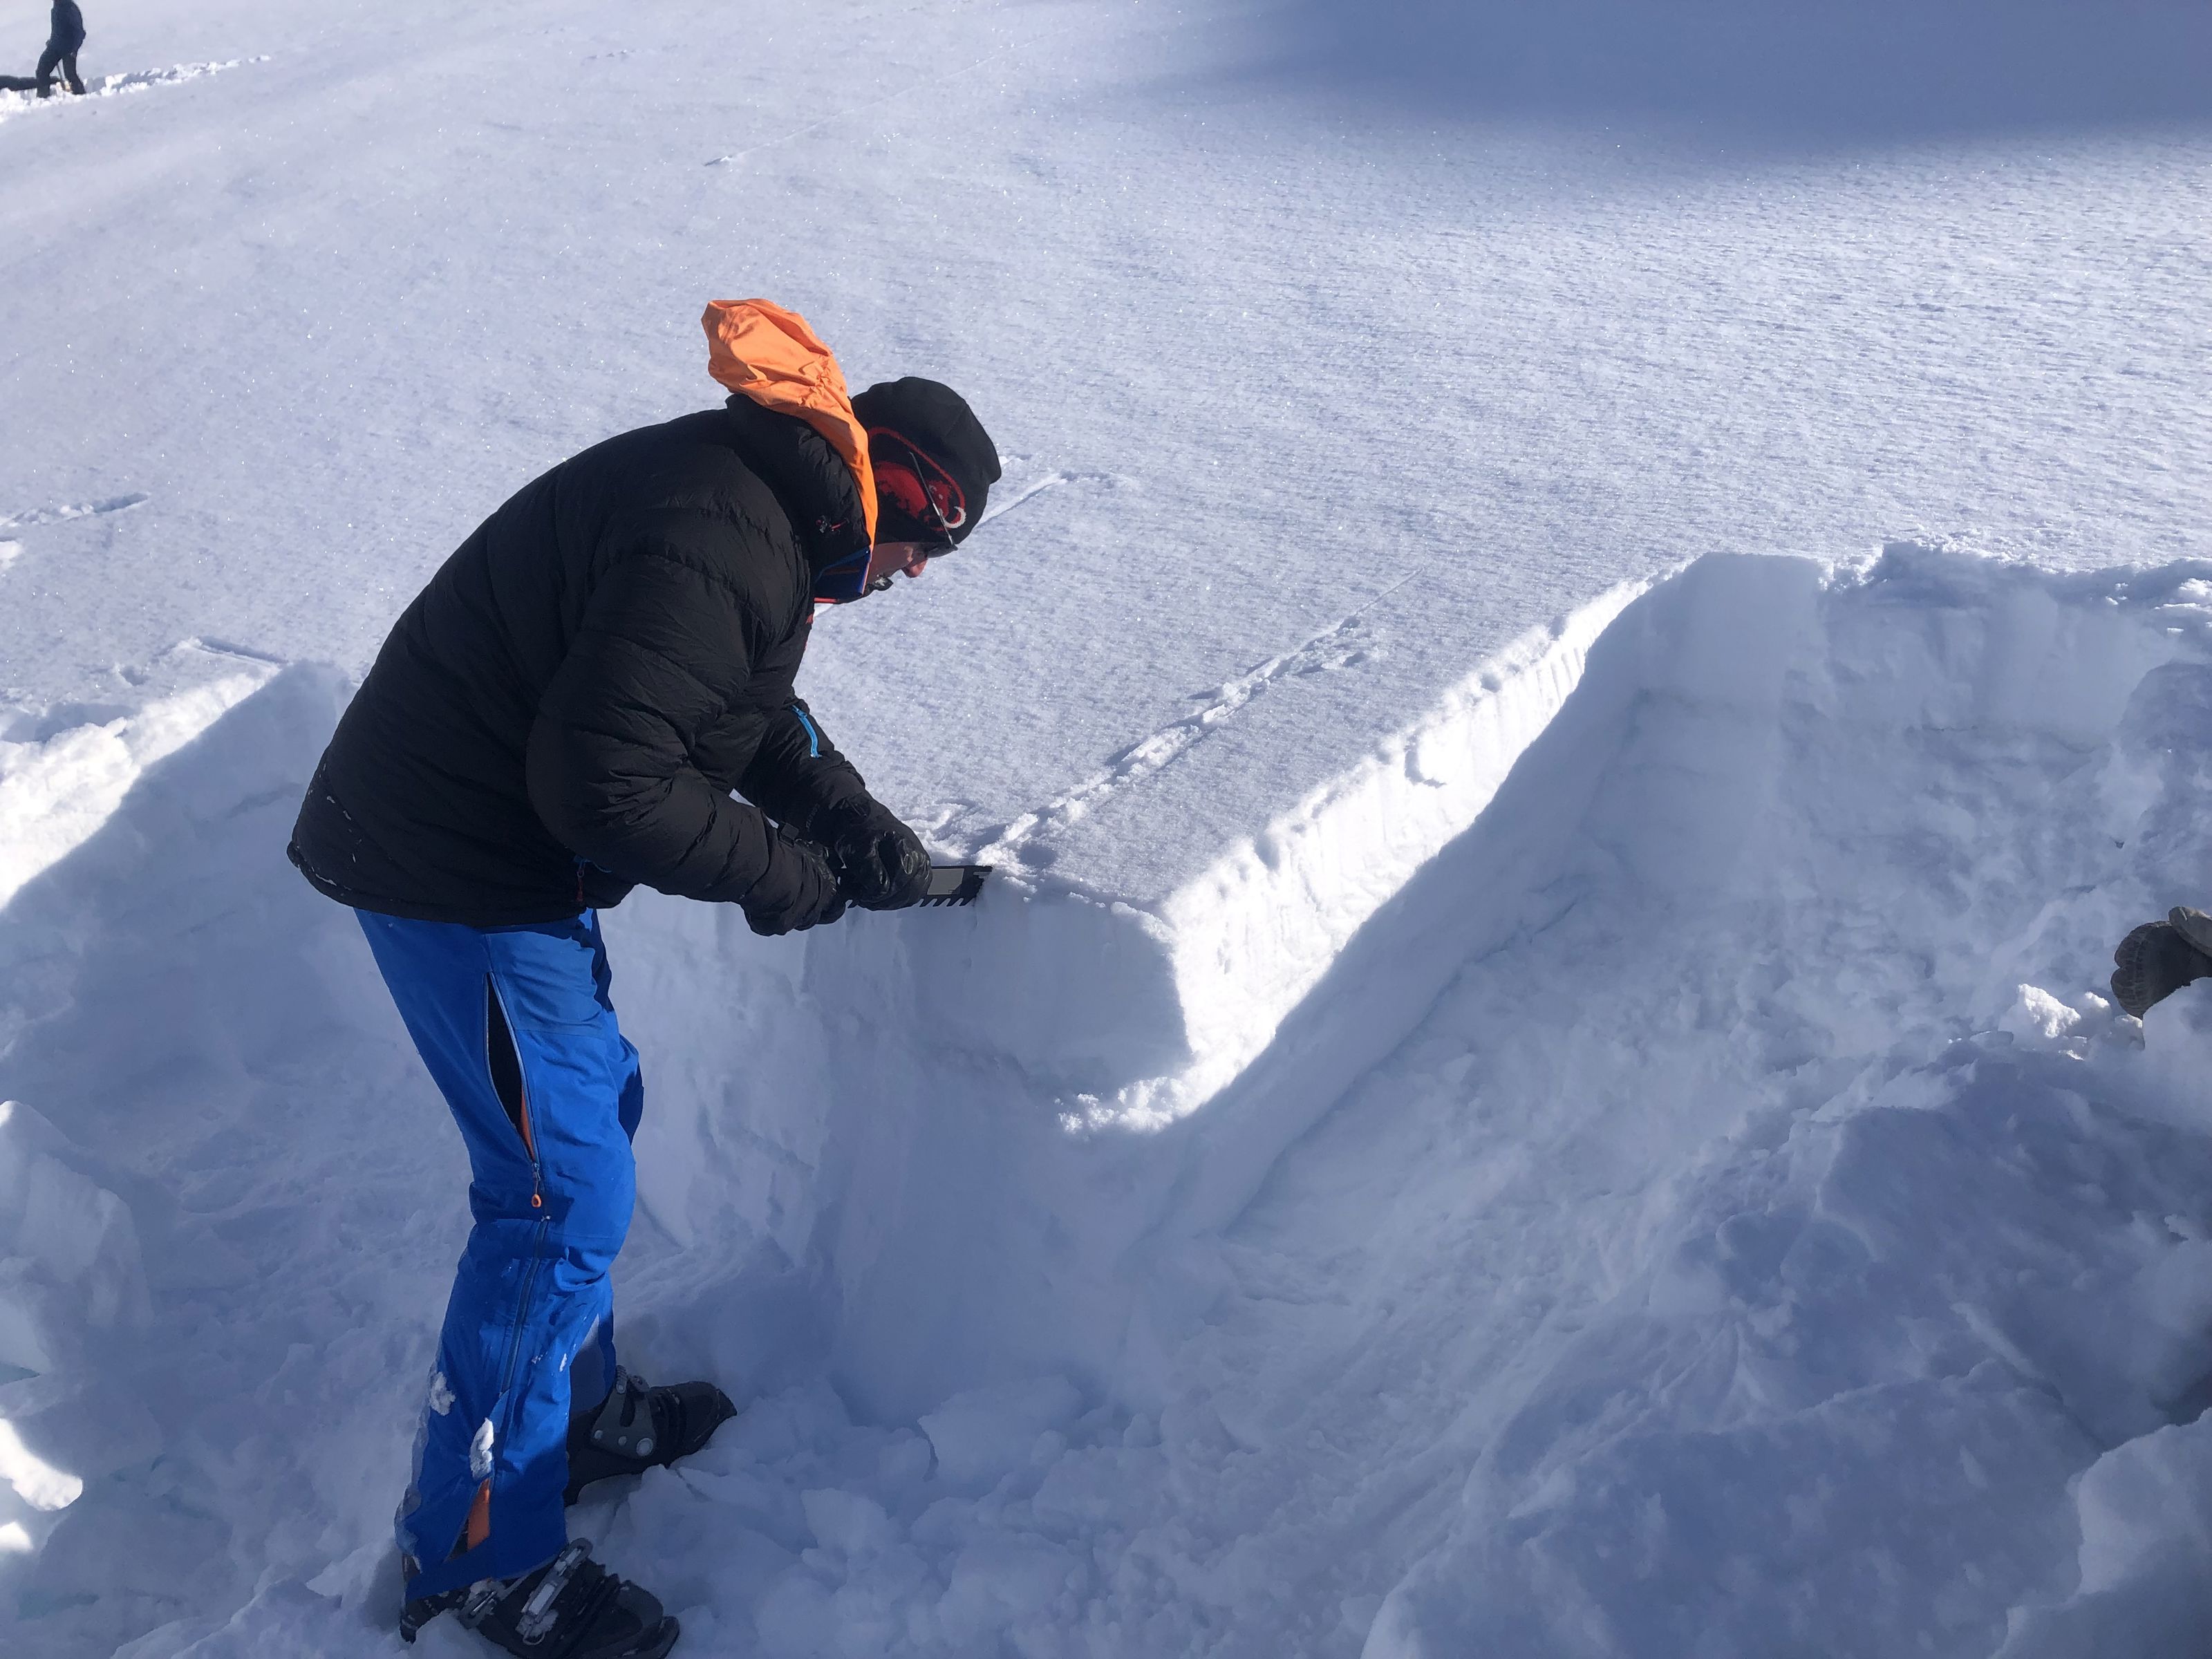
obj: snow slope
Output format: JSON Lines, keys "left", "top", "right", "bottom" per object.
{"left": 4, "top": 1, "right": 2212, "bottom": 1656}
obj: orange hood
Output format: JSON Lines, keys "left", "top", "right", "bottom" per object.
{"left": 702, "top": 299, "right": 877, "bottom": 543}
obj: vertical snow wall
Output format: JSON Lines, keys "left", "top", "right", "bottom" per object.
{"left": 7, "top": 545, "right": 2212, "bottom": 1653}
{"left": 598, "top": 544, "right": 2212, "bottom": 1425}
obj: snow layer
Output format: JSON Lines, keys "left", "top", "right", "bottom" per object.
{"left": 8, "top": 547, "right": 2212, "bottom": 1656}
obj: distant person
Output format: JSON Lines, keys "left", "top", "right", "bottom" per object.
{"left": 2110, "top": 906, "right": 2212, "bottom": 1017}
{"left": 288, "top": 299, "right": 997, "bottom": 1658}
{"left": 37, "top": 0, "right": 86, "bottom": 97}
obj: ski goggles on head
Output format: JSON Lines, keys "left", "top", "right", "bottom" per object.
{"left": 810, "top": 432, "right": 971, "bottom": 606}
{"left": 869, "top": 428, "right": 969, "bottom": 549}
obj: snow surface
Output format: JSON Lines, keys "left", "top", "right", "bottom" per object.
{"left": 3, "top": 1, "right": 2211, "bottom": 1656}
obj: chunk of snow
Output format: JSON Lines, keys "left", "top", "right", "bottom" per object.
{"left": 0, "top": 1100, "right": 152, "bottom": 1375}
{"left": 0, "top": 644, "right": 274, "bottom": 910}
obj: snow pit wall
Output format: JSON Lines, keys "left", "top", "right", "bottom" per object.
{"left": 825, "top": 538, "right": 2176, "bottom": 1147}
{"left": 675, "top": 547, "right": 2212, "bottom": 1419}
{"left": 7, "top": 543, "right": 2212, "bottom": 1571}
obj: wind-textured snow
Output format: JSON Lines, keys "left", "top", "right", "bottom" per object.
{"left": 3, "top": 1, "right": 2211, "bottom": 1656}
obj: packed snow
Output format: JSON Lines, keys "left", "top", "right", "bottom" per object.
{"left": 3, "top": 1, "right": 2211, "bottom": 1656}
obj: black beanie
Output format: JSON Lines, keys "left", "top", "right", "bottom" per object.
{"left": 854, "top": 378, "right": 1000, "bottom": 547}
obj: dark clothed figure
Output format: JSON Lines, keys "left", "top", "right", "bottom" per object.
{"left": 290, "top": 396, "right": 881, "bottom": 930}
{"left": 37, "top": 1, "right": 86, "bottom": 97}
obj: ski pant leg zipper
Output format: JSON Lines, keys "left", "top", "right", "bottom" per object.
{"left": 499, "top": 1217, "right": 551, "bottom": 1400}
{"left": 469, "top": 971, "right": 550, "bottom": 1553}
{"left": 486, "top": 975, "right": 543, "bottom": 1211}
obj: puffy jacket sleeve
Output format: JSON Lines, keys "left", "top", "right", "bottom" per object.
{"left": 525, "top": 540, "right": 778, "bottom": 903}
{"left": 736, "top": 697, "right": 872, "bottom": 836}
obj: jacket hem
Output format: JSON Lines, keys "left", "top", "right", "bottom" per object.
{"left": 288, "top": 843, "right": 592, "bottom": 929}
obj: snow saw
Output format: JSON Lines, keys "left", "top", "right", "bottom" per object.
{"left": 921, "top": 864, "right": 992, "bottom": 907}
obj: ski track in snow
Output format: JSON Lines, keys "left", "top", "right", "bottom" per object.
{"left": 975, "top": 467, "right": 1108, "bottom": 531}
{"left": 0, "top": 494, "right": 147, "bottom": 534}
{"left": 970, "top": 581, "right": 1402, "bottom": 890}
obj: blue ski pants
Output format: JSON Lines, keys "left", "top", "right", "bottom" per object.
{"left": 357, "top": 908, "right": 643, "bottom": 1597}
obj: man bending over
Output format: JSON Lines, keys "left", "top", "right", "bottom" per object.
{"left": 289, "top": 298, "right": 998, "bottom": 1658}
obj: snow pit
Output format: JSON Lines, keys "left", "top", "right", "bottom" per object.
{"left": 4, "top": 545, "right": 2212, "bottom": 1656}
{"left": 0, "top": 61, "right": 268, "bottom": 128}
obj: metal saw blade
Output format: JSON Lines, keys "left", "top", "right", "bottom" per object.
{"left": 919, "top": 864, "right": 993, "bottom": 907}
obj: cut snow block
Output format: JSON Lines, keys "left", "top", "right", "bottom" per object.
{"left": 891, "top": 886, "right": 1194, "bottom": 1097}
{"left": 880, "top": 576, "right": 1653, "bottom": 1127}
{"left": 0, "top": 1100, "right": 153, "bottom": 1376}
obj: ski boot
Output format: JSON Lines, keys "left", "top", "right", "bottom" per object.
{"left": 565, "top": 1369, "right": 737, "bottom": 1505}
{"left": 400, "top": 1539, "right": 677, "bottom": 1657}
{"left": 2112, "top": 906, "right": 2212, "bottom": 1018}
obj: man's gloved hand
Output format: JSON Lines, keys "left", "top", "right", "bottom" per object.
{"left": 816, "top": 796, "right": 931, "bottom": 911}
{"left": 741, "top": 831, "right": 849, "bottom": 937}
{"left": 2110, "top": 906, "right": 2212, "bottom": 1018}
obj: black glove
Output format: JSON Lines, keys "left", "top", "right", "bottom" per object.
{"left": 816, "top": 796, "right": 931, "bottom": 911}
{"left": 740, "top": 832, "right": 848, "bottom": 937}
{"left": 2110, "top": 906, "right": 2212, "bottom": 1018}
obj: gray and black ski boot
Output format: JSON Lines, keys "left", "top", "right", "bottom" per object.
{"left": 565, "top": 1369, "right": 736, "bottom": 1505}
{"left": 400, "top": 1539, "right": 677, "bottom": 1657}
{"left": 2112, "top": 906, "right": 2212, "bottom": 1018}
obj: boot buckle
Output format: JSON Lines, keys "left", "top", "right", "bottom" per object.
{"left": 512, "top": 1539, "right": 592, "bottom": 1642}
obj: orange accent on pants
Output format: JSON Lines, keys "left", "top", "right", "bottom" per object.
{"left": 464, "top": 1479, "right": 492, "bottom": 1551}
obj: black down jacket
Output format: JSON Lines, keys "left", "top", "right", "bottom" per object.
{"left": 289, "top": 397, "right": 881, "bottom": 926}
{"left": 48, "top": 3, "right": 85, "bottom": 54}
